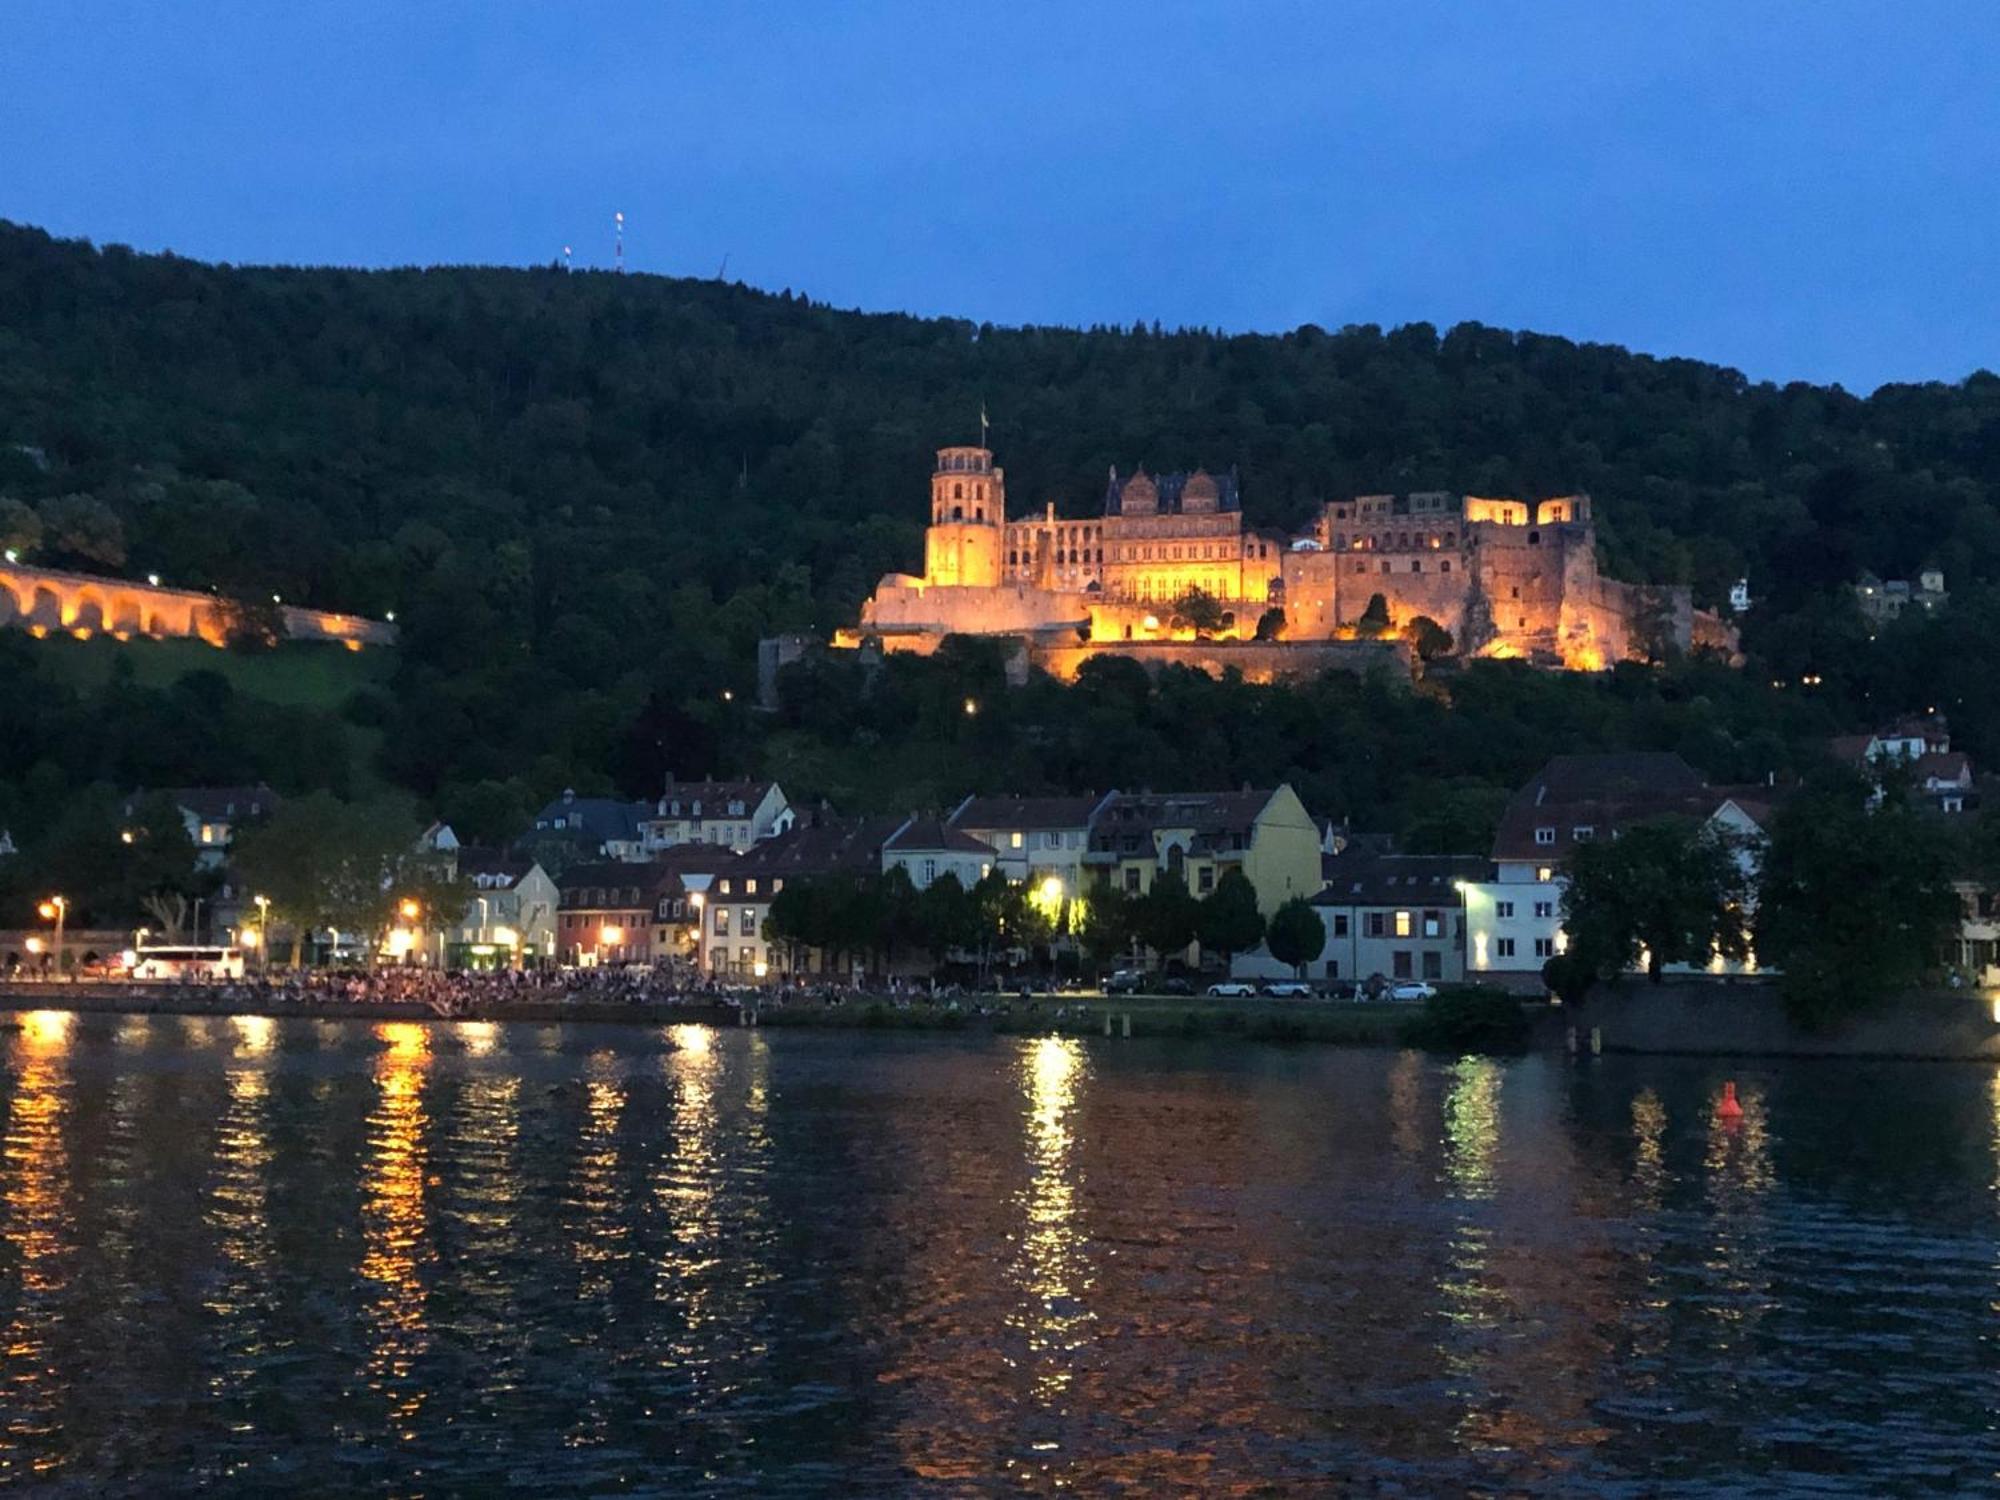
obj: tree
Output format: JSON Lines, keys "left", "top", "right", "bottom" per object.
{"left": 0, "top": 497, "right": 41, "bottom": 556}
{"left": 1408, "top": 615, "right": 1454, "bottom": 661}
{"left": 1196, "top": 867, "right": 1265, "bottom": 972}
{"left": 1354, "top": 593, "right": 1392, "bottom": 637}
{"left": 1560, "top": 816, "right": 1752, "bottom": 986}
{"left": 1168, "top": 587, "right": 1227, "bottom": 639}
{"left": 1136, "top": 868, "right": 1200, "bottom": 962}
{"left": 915, "top": 871, "right": 977, "bottom": 967}
{"left": 1253, "top": 606, "right": 1286, "bottom": 641}
{"left": 232, "top": 792, "right": 426, "bottom": 964}
{"left": 1076, "top": 876, "right": 1137, "bottom": 970}
{"left": 1755, "top": 775, "right": 1963, "bottom": 1027}
{"left": 36, "top": 493, "right": 127, "bottom": 568}
{"left": 1265, "top": 897, "right": 1326, "bottom": 978}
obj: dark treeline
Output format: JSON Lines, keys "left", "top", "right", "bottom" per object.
{"left": 3, "top": 220, "right": 1999, "bottom": 853}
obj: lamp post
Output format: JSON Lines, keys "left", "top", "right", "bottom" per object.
{"left": 689, "top": 890, "right": 706, "bottom": 981}
{"left": 397, "top": 898, "right": 421, "bottom": 967}
{"left": 36, "top": 896, "right": 66, "bottom": 980}
{"left": 599, "top": 923, "right": 624, "bottom": 968}
{"left": 253, "top": 894, "right": 271, "bottom": 974}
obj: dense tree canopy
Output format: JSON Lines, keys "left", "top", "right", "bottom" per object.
{"left": 4, "top": 219, "right": 2000, "bottom": 870}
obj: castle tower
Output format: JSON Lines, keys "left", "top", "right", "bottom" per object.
{"left": 924, "top": 445, "right": 1005, "bottom": 588}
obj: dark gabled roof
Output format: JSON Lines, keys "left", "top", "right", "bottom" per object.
{"left": 1087, "top": 788, "right": 1281, "bottom": 856}
{"left": 949, "top": 793, "right": 1111, "bottom": 833}
{"left": 1312, "top": 852, "right": 1491, "bottom": 908}
{"left": 555, "top": 860, "right": 684, "bottom": 906}
{"left": 455, "top": 847, "right": 532, "bottom": 885}
{"left": 1492, "top": 754, "right": 1721, "bottom": 863}
{"left": 735, "top": 815, "right": 907, "bottom": 880}
{"left": 529, "top": 793, "right": 649, "bottom": 844}
{"left": 648, "top": 778, "right": 779, "bottom": 817}
{"left": 1103, "top": 466, "right": 1241, "bottom": 516}
{"left": 124, "top": 784, "right": 281, "bottom": 821}
{"left": 884, "top": 817, "right": 996, "bottom": 855}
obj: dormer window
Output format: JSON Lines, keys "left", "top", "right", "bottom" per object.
{"left": 1572, "top": 826, "right": 1595, "bottom": 842}
{"left": 1534, "top": 826, "right": 1557, "bottom": 846}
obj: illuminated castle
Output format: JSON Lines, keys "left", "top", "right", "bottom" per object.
{"left": 845, "top": 445, "right": 1733, "bottom": 675}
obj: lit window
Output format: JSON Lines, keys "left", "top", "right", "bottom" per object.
{"left": 1394, "top": 910, "right": 1412, "bottom": 937}
{"left": 1537, "top": 867, "right": 1555, "bottom": 883}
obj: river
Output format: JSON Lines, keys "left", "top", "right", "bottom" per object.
{"left": 0, "top": 1012, "right": 1993, "bottom": 1495}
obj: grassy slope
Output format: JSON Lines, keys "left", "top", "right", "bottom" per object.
{"left": 32, "top": 635, "right": 391, "bottom": 791}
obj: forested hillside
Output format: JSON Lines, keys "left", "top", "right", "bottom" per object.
{"left": 2, "top": 218, "right": 1998, "bottom": 858}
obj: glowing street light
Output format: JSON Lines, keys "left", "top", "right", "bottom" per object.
{"left": 963, "top": 698, "right": 979, "bottom": 717}
{"left": 253, "top": 894, "right": 271, "bottom": 973}
{"left": 37, "top": 895, "right": 66, "bottom": 977}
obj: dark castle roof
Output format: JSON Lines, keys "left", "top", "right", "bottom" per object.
{"left": 1103, "top": 467, "right": 1241, "bottom": 516}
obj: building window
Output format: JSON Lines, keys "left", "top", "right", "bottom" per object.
{"left": 1392, "top": 951, "right": 1413, "bottom": 978}
{"left": 1533, "top": 937, "right": 1555, "bottom": 958}
{"left": 1496, "top": 938, "right": 1517, "bottom": 958}
{"left": 714, "top": 909, "right": 730, "bottom": 937}
{"left": 1537, "top": 866, "right": 1555, "bottom": 882}
{"left": 746, "top": 878, "right": 758, "bottom": 894}
{"left": 1332, "top": 914, "right": 1350, "bottom": 937}
{"left": 1534, "top": 827, "right": 1556, "bottom": 846}
{"left": 1010, "top": 832, "right": 1024, "bottom": 849}
{"left": 1198, "top": 866, "right": 1214, "bottom": 893}
{"left": 922, "top": 858, "right": 937, "bottom": 885}
{"left": 1423, "top": 951, "right": 1443, "bottom": 979}
{"left": 1422, "top": 912, "right": 1441, "bottom": 938}
{"left": 1124, "top": 867, "right": 1141, "bottom": 894}
{"left": 1394, "top": 910, "right": 1412, "bottom": 937}
{"left": 1366, "top": 912, "right": 1387, "bottom": 938}
{"left": 720, "top": 878, "right": 732, "bottom": 894}
{"left": 742, "top": 908, "right": 757, "bottom": 935}
{"left": 1496, "top": 901, "right": 1515, "bottom": 919}
{"left": 1534, "top": 901, "right": 1555, "bottom": 919}
{"left": 1572, "top": 826, "right": 1594, "bottom": 843}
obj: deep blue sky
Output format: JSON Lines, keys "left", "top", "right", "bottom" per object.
{"left": 4, "top": 2, "right": 1993, "bottom": 391}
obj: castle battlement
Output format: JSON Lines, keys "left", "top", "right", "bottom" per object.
{"left": 849, "top": 444, "right": 1729, "bottom": 675}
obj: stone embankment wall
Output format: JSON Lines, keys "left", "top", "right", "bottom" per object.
{"left": 1579, "top": 981, "right": 2000, "bottom": 1060}
{"left": 1032, "top": 637, "right": 1412, "bottom": 685}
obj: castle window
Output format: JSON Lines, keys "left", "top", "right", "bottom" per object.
{"left": 1528, "top": 531, "right": 1540, "bottom": 546}
{"left": 1510, "top": 587, "right": 1520, "bottom": 599}
{"left": 1380, "top": 560, "right": 1391, "bottom": 574}
{"left": 1441, "top": 560, "right": 1451, "bottom": 574}
{"left": 953, "top": 506, "right": 963, "bottom": 520}
{"left": 1518, "top": 617, "right": 1528, "bottom": 628}
{"left": 953, "top": 482, "right": 963, "bottom": 500}
{"left": 1411, "top": 560, "right": 1422, "bottom": 573}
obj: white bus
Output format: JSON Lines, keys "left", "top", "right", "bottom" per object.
{"left": 123, "top": 946, "right": 247, "bottom": 981}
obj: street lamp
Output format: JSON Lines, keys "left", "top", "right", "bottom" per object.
{"left": 253, "top": 895, "right": 271, "bottom": 974}
{"left": 689, "top": 891, "right": 706, "bottom": 979}
{"left": 36, "top": 896, "right": 66, "bottom": 979}
{"left": 397, "top": 898, "right": 422, "bottom": 966}
{"left": 599, "top": 923, "right": 624, "bottom": 967}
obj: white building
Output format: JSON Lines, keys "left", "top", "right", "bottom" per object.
{"left": 881, "top": 817, "right": 996, "bottom": 891}
{"left": 450, "top": 853, "right": 559, "bottom": 967}
{"left": 640, "top": 778, "right": 793, "bottom": 854}
{"left": 1461, "top": 753, "right": 1776, "bottom": 989}
{"left": 946, "top": 793, "right": 1114, "bottom": 897}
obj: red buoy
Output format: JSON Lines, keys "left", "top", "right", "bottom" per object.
{"left": 1716, "top": 1080, "right": 1745, "bottom": 1120}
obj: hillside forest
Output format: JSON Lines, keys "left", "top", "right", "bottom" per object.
{"left": 4, "top": 218, "right": 2000, "bottom": 917}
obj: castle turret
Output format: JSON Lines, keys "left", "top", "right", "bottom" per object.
{"left": 924, "top": 446, "right": 1005, "bottom": 588}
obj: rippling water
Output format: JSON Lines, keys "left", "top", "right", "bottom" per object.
{"left": 0, "top": 1012, "right": 1995, "bottom": 1495}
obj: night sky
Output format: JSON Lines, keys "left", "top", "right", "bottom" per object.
{"left": 5, "top": 1, "right": 1993, "bottom": 390}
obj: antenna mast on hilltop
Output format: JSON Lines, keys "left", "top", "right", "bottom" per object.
{"left": 614, "top": 211, "right": 625, "bottom": 274}
{"left": 562, "top": 244, "right": 572, "bottom": 273}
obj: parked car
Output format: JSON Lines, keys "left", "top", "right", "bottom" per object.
{"left": 1157, "top": 975, "right": 1195, "bottom": 996}
{"left": 1260, "top": 980, "right": 1313, "bottom": 998}
{"left": 1205, "top": 980, "right": 1258, "bottom": 997}
{"left": 1103, "top": 970, "right": 1146, "bottom": 995}
{"left": 1388, "top": 981, "right": 1437, "bottom": 1002}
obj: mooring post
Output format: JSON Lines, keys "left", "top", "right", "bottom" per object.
{"left": 1122, "top": 1013, "right": 1132, "bottom": 1039}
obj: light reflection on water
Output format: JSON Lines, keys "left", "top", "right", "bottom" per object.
{"left": 0, "top": 1019, "right": 1993, "bottom": 1494}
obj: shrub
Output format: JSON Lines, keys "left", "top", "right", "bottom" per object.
{"left": 1398, "top": 986, "right": 1530, "bottom": 1054}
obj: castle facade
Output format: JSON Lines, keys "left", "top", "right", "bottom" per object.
{"left": 844, "top": 445, "right": 1734, "bottom": 675}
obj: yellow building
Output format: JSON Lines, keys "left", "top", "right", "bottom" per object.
{"left": 1082, "top": 785, "right": 1320, "bottom": 914}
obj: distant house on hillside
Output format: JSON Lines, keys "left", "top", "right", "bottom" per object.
{"left": 525, "top": 789, "right": 652, "bottom": 865}
{"left": 1854, "top": 568, "right": 1946, "bottom": 625}
{"left": 122, "top": 784, "right": 281, "bottom": 871}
